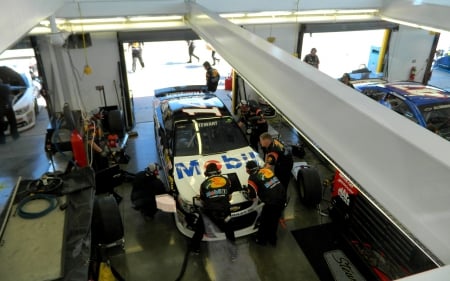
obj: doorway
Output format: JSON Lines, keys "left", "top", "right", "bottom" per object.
{"left": 121, "top": 40, "right": 232, "bottom": 123}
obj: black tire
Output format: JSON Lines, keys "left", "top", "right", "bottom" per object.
{"left": 92, "top": 194, "right": 124, "bottom": 246}
{"left": 108, "top": 109, "right": 125, "bottom": 138}
{"left": 296, "top": 167, "right": 322, "bottom": 207}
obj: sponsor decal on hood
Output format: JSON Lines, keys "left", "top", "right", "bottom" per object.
{"left": 173, "top": 147, "right": 261, "bottom": 201}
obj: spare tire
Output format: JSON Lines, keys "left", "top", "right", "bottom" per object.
{"left": 108, "top": 109, "right": 126, "bottom": 138}
{"left": 296, "top": 167, "right": 322, "bottom": 207}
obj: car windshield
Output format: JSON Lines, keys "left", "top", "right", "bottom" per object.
{"left": 174, "top": 116, "right": 249, "bottom": 156}
{"left": 420, "top": 102, "right": 450, "bottom": 140}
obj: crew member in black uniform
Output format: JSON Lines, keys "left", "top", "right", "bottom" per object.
{"left": 259, "top": 132, "right": 294, "bottom": 190}
{"left": 190, "top": 163, "right": 236, "bottom": 258}
{"left": 131, "top": 163, "right": 166, "bottom": 220}
{"left": 245, "top": 160, "right": 286, "bottom": 246}
{"left": 0, "top": 79, "right": 19, "bottom": 144}
{"left": 238, "top": 100, "right": 268, "bottom": 152}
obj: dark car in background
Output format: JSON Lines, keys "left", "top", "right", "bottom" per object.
{"left": 354, "top": 81, "right": 450, "bottom": 140}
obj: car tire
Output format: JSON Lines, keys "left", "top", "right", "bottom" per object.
{"left": 108, "top": 109, "right": 125, "bottom": 138}
{"left": 296, "top": 167, "right": 322, "bottom": 207}
{"left": 92, "top": 194, "right": 124, "bottom": 246}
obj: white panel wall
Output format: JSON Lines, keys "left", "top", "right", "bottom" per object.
{"left": 387, "top": 26, "right": 435, "bottom": 82}
{"left": 38, "top": 32, "right": 122, "bottom": 113}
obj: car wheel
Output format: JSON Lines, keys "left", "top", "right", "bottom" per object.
{"left": 108, "top": 109, "right": 126, "bottom": 138}
{"left": 296, "top": 166, "right": 322, "bottom": 207}
{"left": 92, "top": 194, "right": 124, "bottom": 246}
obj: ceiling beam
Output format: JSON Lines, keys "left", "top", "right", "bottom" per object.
{"left": 186, "top": 2, "right": 450, "bottom": 265}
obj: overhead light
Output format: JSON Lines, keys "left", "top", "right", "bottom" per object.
{"left": 128, "top": 15, "right": 183, "bottom": 22}
{"left": 246, "top": 11, "right": 292, "bottom": 17}
{"left": 219, "top": 13, "right": 246, "bottom": 18}
{"left": 68, "top": 17, "right": 127, "bottom": 24}
{"left": 381, "top": 16, "right": 448, "bottom": 33}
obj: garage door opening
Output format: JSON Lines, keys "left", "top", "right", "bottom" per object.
{"left": 301, "top": 29, "right": 386, "bottom": 78}
{"left": 121, "top": 40, "right": 232, "bottom": 123}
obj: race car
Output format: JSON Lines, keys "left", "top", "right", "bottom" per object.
{"left": 354, "top": 81, "right": 450, "bottom": 140}
{"left": 0, "top": 66, "right": 40, "bottom": 133}
{"left": 153, "top": 85, "right": 264, "bottom": 240}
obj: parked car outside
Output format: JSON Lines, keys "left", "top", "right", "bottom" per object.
{"left": 0, "top": 66, "right": 40, "bottom": 133}
{"left": 153, "top": 85, "right": 264, "bottom": 240}
{"left": 354, "top": 81, "right": 450, "bottom": 140}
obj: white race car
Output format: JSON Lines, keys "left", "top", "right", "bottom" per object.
{"left": 0, "top": 66, "right": 40, "bottom": 133}
{"left": 153, "top": 85, "right": 264, "bottom": 240}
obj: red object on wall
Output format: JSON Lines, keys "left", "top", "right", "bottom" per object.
{"left": 225, "top": 76, "right": 232, "bottom": 91}
{"left": 409, "top": 66, "right": 416, "bottom": 81}
{"left": 71, "top": 129, "right": 88, "bottom": 167}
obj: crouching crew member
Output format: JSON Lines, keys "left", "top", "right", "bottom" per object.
{"left": 131, "top": 163, "right": 166, "bottom": 220}
{"left": 246, "top": 160, "right": 286, "bottom": 246}
{"left": 238, "top": 101, "right": 268, "bottom": 152}
{"left": 259, "top": 132, "right": 294, "bottom": 190}
{"left": 191, "top": 163, "right": 236, "bottom": 258}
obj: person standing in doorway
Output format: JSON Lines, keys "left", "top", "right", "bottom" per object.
{"left": 128, "top": 41, "right": 145, "bottom": 72}
{"left": 203, "top": 61, "right": 220, "bottom": 92}
{"left": 245, "top": 160, "right": 286, "bottom": 246}
{"left": 187, "top": 40, "right": 199, "bottom": 63}
{"left": 303, "top": 47, "right": 320, "bottom": 69}
{"left": 0, "top": 79, "right": 19, "bottom": 144}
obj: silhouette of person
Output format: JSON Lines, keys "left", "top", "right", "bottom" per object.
{"left": 0, "top": 79, "right": 19, "bottom": 144}
{"left": 203, "top": 61, "right": 220, "bottom": 92}
{"left": 128, "top": 41, "right": 145, "bottom": 72}
{"left": 187, "top": 40, "right": 199, "bottom": 63}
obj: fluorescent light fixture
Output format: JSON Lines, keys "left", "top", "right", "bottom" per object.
{"left": 57, "top": 21, "right": 186, "bottom": 33}
{"left": 68, "top": 17, "right": 127, "bottom": 24}
{"left": 220, "top": 13, "right": 246, "bottom": 18}
{"left": 336, "top": 9, "right": 379, "bottom": 14}
{"left": 294, "top": 10, "right": 336, "bottom": 15}
{"left": 39, "top": 18, "right": 66, "bottom": 26}
{"left": 246, "top": 11, "right": 292, "bottom": 17}
{"left": 381, "top": 16, "right": 448, "bottom": 33}
{"left": 128, "top": 15, "right": 183, "bottom": 22}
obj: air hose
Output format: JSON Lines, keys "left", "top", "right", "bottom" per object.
{"left": 17, "top": 194, "right": 59, "bottom": 219}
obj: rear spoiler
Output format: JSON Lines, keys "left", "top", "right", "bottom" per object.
{"left": 154, "top": 85, "right": 208, "bottom": 98}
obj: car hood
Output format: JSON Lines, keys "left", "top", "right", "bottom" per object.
{"left": 0, "top": 66, "right": 27, "bottom": 88}
{"left": 173, "top": 146, "right": 263, "bottom": 204}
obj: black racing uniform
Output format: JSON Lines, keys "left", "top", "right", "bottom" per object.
{"left": 248, "top": 167, "right": 286, "bottom": 245}
{"left": 264, "top": 139, "right": 294, "bottom": 190}
{"left": 131, "top": 171, "right": 166, "bottom": 218}
{"left": 0, "top": 83, "right": 19, "bottom": 143}
{"left": 205, "top": 66, "right": 220, "bottom": 92}
{"left": 240, "top": 108, "right": 268, "bottom": 152}
{"left": 191, "top": 174, "right": 235, "bottom": 251}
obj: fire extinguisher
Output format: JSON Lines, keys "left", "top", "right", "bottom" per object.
{"left": 409, "top": 66, "right": 416, "bottom": 81}
{"left": 71, "top": 129, "right": 88, "bottom": 167}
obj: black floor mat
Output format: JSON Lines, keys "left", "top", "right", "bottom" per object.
{"left": 292, "top": 223, "right": 341, "bottom": 281}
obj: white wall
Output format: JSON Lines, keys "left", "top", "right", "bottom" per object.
{"left": 38, "top": 32, "right": 122, "bottom": 113}
{"left": 387, "top": 26, "right": 434, "bottom": 82}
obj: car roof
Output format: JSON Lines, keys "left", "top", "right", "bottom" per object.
{"left": 154, "top": 85, "right": 230, "bottom": 120}
{"left": 360, "top": 81, "right": 450, "bottom": 106}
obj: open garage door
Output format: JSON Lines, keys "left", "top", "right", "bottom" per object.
{"left": 297, "top": 21, "right": 398, "bottom": 79}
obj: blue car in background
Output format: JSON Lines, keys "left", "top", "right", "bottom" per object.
{"left": 354, "top": 81, "right": 450, "bottom": 140}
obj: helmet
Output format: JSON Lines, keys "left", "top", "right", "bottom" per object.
{"left": 145, "top": 163, "right": 159, "bottom": 176}
{"left": 245, "top": 160, "right": 259, "bottom": 173}
{"left": 204, "top": 162, "right": 221, "bottom": 177}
